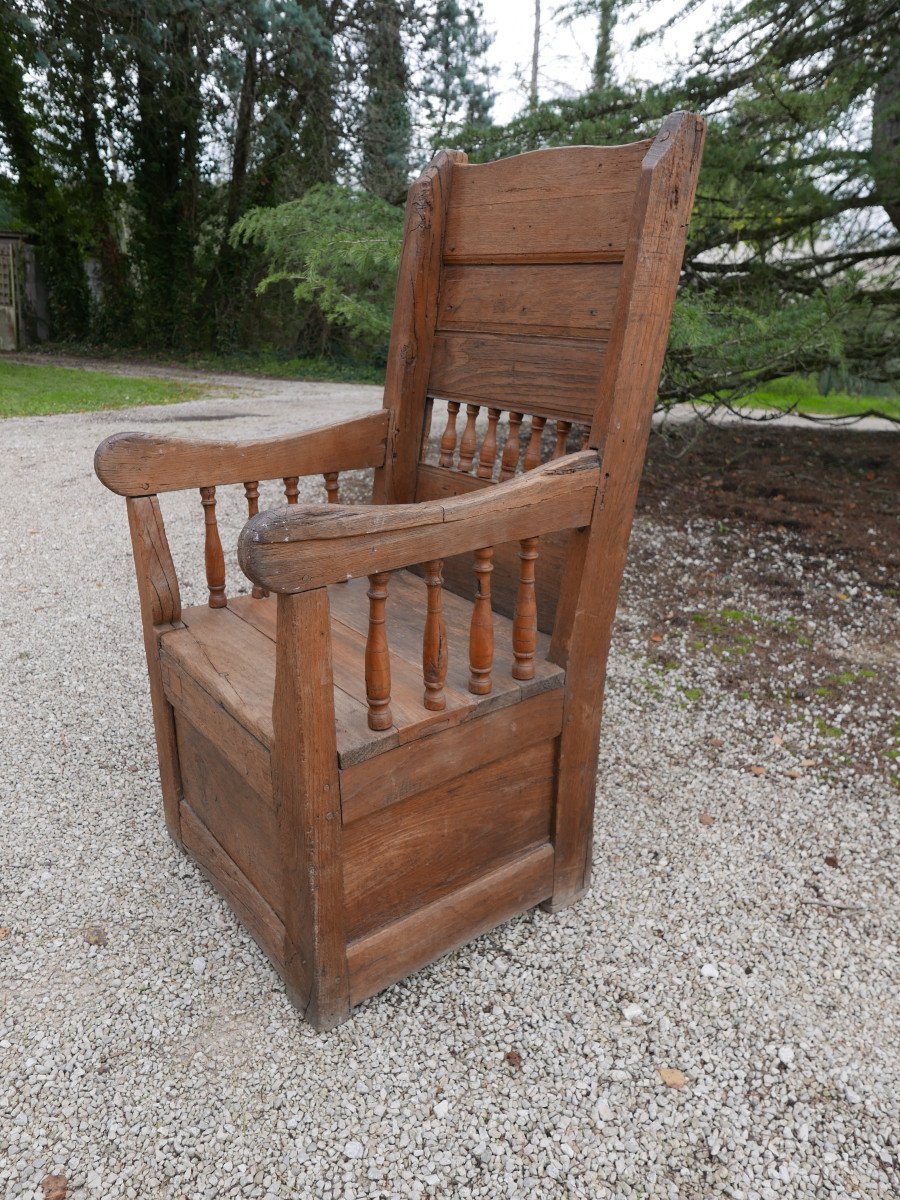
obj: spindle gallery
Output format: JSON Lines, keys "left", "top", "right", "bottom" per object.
{"left": 94, "top": 112, "right": 705, "bottom": 1029}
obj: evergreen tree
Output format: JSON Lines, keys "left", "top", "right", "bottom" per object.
{"left": 360, "top": 0, "right": 413, "bottom": 204}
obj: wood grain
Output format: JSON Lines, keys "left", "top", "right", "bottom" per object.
{"left": 271, "top": 589, "right": 350, "bottom": 1029}
{"left": 339, "top": 689, "right": 563, "bottom": 822}
{"left": 238, "top": 451, "right": 599, "bottom": 593}
{"left": 373, "top": 149, "right": 464, "bottom": 506}
{"left": 343, "top": 739, "right": 555, "bottom": 939}
{"left": 176, "top": 717, "right": 281, "bottom": 915}
{"left": 180, "top": 800, "right": 285, "bottom": 968}
{"left": 443, "top": 143, "right": 650, "bottom": 264}
{"left": 428, "top": 331, "right": 605, "bottom": 421}
{"left": 346, "top": 843, "right": 554, "bottom": 1006}
{"left": 95, "top": 410, "right": 389, "bottom": 496}
{"left": 548, "top": 112, "right": 707, "bottom": 911}
{"left": 437, "top": 263, "right": 622, "bottom": 338}
{"left": 125, "top": 496, "right": 183, "bottom": 842}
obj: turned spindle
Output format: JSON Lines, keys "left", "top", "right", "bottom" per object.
{"left": 499, "top": 412, "right": 523, "bottom": 481}
{"left": 512, "top": 537, "right": 539, "bottom": 680}
{"left": 469, "top": 547, "right": 494, "bottom": 695}
{"left": 523, "top": 415, "right": 547, "bottom": 472}
{"left": 477, "top": 408, "right": 501, "bottom": 479}
{"left": 458, "top": 404, "right": 480, "bottom": 473}
{"left": 199, "top": 486, "right": 227, "bottom": 609}
{"left": 553, "top": 420, "right": 572, "bottom": 459}
{"left": 420, "top": 397, "right": 434, "bottom": 462}
{"left": 439, "top": 401, "right": 461, "bottom": 468}
{"left": 283, "top": 476, "right": 299, "bottom": 504}
{"left": 365, "top": 572, "right": 393, "bottom": 731}
{"left": 323, "top": 472, "right": 339, "bottom": 504}
{"left": 243, "top": 481, "right": 268, "bottom": 599}
{"left": 422, "top": 560, "right": 448, "bottom": 711}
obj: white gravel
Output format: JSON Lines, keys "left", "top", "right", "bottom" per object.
{"left": 1, "top": 377, "right": 897, "bottom": 1199}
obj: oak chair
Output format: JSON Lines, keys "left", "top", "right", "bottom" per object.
{"left": 95, "top": 111, "right": 705, "bottom": 1029}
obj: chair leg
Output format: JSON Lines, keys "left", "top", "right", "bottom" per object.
{"left": 126, "top": 496, "right": 184, "bottom": 845}
{"left": 272, "top": 589, "right": 351, "bottom": 1030}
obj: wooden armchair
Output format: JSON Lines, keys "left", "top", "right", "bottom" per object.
{"left": 95, "top": 111, "right": 705, "bottom": 1029}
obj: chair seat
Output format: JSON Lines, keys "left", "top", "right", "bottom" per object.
{"left": 158, "top": 571, "right": 564, "bottom": 770}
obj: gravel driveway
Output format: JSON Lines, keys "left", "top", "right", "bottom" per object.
{"left": 1, "top": 379, "right": 897, "bottom": 1199}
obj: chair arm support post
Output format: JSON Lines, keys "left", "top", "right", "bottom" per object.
{"left": 237, "top": 450, "right": 602, "bottom": 594}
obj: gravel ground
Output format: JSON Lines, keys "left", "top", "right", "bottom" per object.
{"left": 1, "top": 380, "right": 897, "bottom": 1200}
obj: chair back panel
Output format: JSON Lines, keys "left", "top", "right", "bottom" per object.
{"left": 426, "top": 143, "right": 650, "bottom": 427}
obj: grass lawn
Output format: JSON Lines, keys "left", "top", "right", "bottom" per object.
{"left": 738, "top": 375, "right": 900, "bottom": 420}
{"left": 0, "top": 358, "right": 203, "bottom": 418}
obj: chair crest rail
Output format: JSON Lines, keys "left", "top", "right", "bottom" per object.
{"left": 238, "top": 449, "right": 602, "bottom": 594}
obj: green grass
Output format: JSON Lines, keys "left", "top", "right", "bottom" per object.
{"left": 738, "top": 375, "right": 900, "bottom": 420}
{"left": 0, "top": 359, "right": 203, "bottom": 417}
{"left": 186, "top": 350, "right": 385, "bottom": 385}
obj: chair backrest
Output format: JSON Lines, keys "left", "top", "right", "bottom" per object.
{"left": 373, "top": 112, "right": 705, "bottom": 638}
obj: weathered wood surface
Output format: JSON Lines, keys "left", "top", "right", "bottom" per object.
{"left": 271, "top": 590, "right": 350, "bottom": 1029}
{"left": 161, "top": 581, "right": 564, "bottom": 770}
{"left": 437, "top": 263, "right": 622, "bottom": 339}
{"left": 238, "top": 451, "right": 599, "bottom": 594}
{"left": 125, "top": 496, "right": 183, "bottom": 841}
{"left": 548, "top": 111, "right": 707, "bottom": 911}
{"left": 95, "top": 410, "right": 389, "bottom": 496}
{"left": 180, "top": 800, "right": 286, "bottom": 967}
{"left": 339, "top": 689, "right": 563, "bottom": 822}
{"left": 345, "top": 844, "right": 554, "bottom": 1006}
{"left": 343, "top": 738, "right": 555, "bottom": 939}
{"left": 373, "top": 149, "right": 464, "bottom": 507}
{"left": 101, "top": 116, "right": 705, "bottom": 1029}
{"left": 443, "top": 142, "right": 650, "bottom": 263}
{"left": 429, "top": 332, "right": 605, "bottom": 421}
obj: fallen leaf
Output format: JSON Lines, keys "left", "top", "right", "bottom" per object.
{"left": 800, "top": 758, "right": 816, "bottom": 767}
{"left": 657, "top": 1067, "right": 686, "bottom": 1089}
{"left": 650, "top": 632, "right": 663, "bottom": 643}
{"left": 126, "top": 765, "right": 138, "bottom": 774}
{"left": 836, "top": 592, "right": 848, "bottom": 601}
{"left": 824, "top": 853, "right": 839, "bottom": 868}
{"left": 771, "top": 734, "right": 784, "bottom": 746}
{"left": 0, "top": 927, "right": 10, "bottom": 940}
{"left": 82, "top": 925, "right": 107, "bottom": 947}
{"left": 786, "top": 769, "right": 802, "bottom": 779}
{"left": 41, "top": 1176, "right": 67, "bottom": 1200}
{"left": 749, "top": 765, "right": 766, "bottom": 776}
{"left": 505, "top": 1050, "right": 523, "bottom": 1071}
{"left": 699, "top": 813, "right": 715, "bottom": 826}
{"left": 865, "top": 470, "right": 875, "bottom": 481}
{"left": 709, "top": 737, "right": 724, "bottom": 749}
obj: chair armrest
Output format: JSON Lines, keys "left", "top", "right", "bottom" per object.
{"left": 238, "top": 450, "right": 601, "bottom": 592}
{"left": 94, "top": 410, "right": 390, "bottom": 496}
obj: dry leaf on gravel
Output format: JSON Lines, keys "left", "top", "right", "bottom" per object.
{"left": 800, "top": 758, "right": 816, "bottom": 767}
{"left": 824, "top": 854, "right": 839, "bottom": 868}
{"left": 0, "top": 927, "right": 10, "bottom": 940}
{"left": 41, "top": 1176, "right": 67, "bottom": 1200}
{"left": 786, "top": 768, "right": 802, "bottom": 779}
{"left": 82, "top": 925, "right": 108, "bottom": 947}
{"left": 749, "top": 765, "right": 766, "bottom": 776}
{"left": 505, "top": 1050, "right": 523, "bottom": 1071}
{"left": 699, "top": 813, "right": 715, "bottom": 826}
{"left": 657, "top": 1067, "right": 686, "bottom": 1089}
